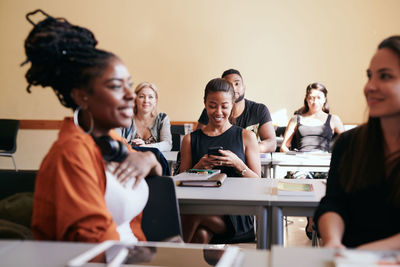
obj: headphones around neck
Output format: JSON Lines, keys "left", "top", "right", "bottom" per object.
{"left": 92, "top": 135, "right": 128, "bottom": 163}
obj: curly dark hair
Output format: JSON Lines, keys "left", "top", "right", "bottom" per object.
{"left": 221, "top": 68, "right": 242, "bottom": 80}
{"left": 22, "top": 9, "right": 116, "bottom": 109}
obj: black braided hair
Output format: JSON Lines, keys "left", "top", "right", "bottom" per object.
{"left": 22, "top": 9, "right": 116, "bottom": 109}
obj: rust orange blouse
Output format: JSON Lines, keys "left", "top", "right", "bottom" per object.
{"left": 31, "top": 118, "right": 146, "bottom": 242}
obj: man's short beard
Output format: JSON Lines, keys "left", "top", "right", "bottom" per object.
{"left": 235, "top": 93, "right": 245, "bottom": 103}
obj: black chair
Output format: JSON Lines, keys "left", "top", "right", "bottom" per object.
{"left": 275, "top": 126, "right": 286, "bottom": 137}
{"left": 0, "top": 170, "right": 36, "bottom": 200}
{"left": 0, "top": 170, "right": 36, "bottom": 240}
{"left": 142, "top": 176, "right": 183, "bottom": 241}
{"left": 170, "top": 125, "right": 185, "bottom": 151}
{"left": 0, "top": 119, "right": 20, "bottom": 170}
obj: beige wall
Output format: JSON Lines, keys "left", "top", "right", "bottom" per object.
{"left": 1, "top": 0, "right": 399, "bottom": 169}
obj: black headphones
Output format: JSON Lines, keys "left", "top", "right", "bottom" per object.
{"left": 92, "top": 135, "right": 128, "bottom": 163}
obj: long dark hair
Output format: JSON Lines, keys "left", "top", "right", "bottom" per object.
{"left": 22, "top": 9, "right": 116, "bottom": 110}
{"left": 296, "top": 82, "right": 330, "bottom": 114}
{"left": 339, "top": 36, "right": 400, "bottom": 206}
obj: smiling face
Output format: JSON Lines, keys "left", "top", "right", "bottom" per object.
{"left": 364, "top": 48, "right": 400, "bottom": 119}
{"left": 204, "top": 91, "right": 233, "bottom": 127}
{"left": 135, "top": 86, "right": 157, "bottom": 115}
{"left": 84, "top": 58, "right": 135, "bottom": 134}
{"left": 306, "top": 89, "right": 326, "bottom": 113}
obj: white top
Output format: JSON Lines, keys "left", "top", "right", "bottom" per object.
{"left": 104, "top": 164, "right": 149, "bottom": 243}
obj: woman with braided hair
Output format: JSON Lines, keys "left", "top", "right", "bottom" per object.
{"left": 23, "top": 10, "right": 162, "bottom": 243}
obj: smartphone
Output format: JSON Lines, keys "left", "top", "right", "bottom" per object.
{"left": 208, "top": 146, "right": 223, "bottom": 156}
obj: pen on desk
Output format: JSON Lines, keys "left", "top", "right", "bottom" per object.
{"left": 189, "top": 169, "right": 214, "bottom": 174}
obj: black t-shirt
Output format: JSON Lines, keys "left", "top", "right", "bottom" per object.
{"left": 198, "top": 99, "right": 272, "bottom": 136}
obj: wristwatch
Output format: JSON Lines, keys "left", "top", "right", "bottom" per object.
{"left": 240, "top": 167, "right": 247, "bottom": 176}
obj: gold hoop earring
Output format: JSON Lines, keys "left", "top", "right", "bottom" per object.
{"left": 73, "top": 106, "right": 94, "bottom": 134}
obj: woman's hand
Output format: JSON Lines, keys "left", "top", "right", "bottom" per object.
{"left": 210, "top": 149, "right": 245, "bottom": 172}
{"left": 323, "top": 239, "right": 346, "bottom": 249}
{"left": 113, "top": 151, "right": 162, "bottom": 188}
{"left": 131, "top": 138, "right": 146, "bottom": 147}
{"left": 193, "top": 154, "right": 218, "bottom": 170}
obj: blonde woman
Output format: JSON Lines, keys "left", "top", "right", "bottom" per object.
{"left": 121, "top": 82, "right": 172, "bottom": 152}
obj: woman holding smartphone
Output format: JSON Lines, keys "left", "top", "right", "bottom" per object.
{"left": 179, "top": 78, "right": 261, "bottom": 244}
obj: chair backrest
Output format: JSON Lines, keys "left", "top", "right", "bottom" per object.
{"left": 0, "top": 170, "right": 36, "bottom": 240}
{"left": 141, "top": 176, "right": 182, "bottom": 241}
{"left": 0, "top": 119, "right": 20, "bottom": 153}
{"left": 0, "top": 170, "right": 37, "bottom": 200}
{"left": 170, "top": 125, "right": 185, "bottom": 151}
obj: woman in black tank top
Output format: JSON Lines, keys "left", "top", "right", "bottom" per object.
{"left": 280, "top": 82, "right": 344, "bottom": 239}
{"left": 179, "top": 78, "right": 261, "bottom": 244}
{"left": 281, "top": 82, "right": 344, "bottom": 153}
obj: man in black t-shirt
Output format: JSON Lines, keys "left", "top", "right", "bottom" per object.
{"left": 197, "top": 69, "right": 276, "bottom": 153}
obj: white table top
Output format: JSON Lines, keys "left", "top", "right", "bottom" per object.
{"left": 175, "top": 177, "right": 326, "bottom": 249}
{"left": 271, "top": 246, "right": 335, "bottom": 267}
{"left": 271, "top": 152, "right": 331, "bottom": 166}
{"left": 0, "top": 240, "right": 95, "bottom": 267}
{"left": 175, "top": 178, "right": 326, "bottom": 206}
{"left": 0, "top": 240, "right": 268, "bottom": 267}
{"left": 4, "top": 240, "right": 375, "bottom": 267}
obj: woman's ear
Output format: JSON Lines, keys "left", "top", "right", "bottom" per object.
{"left": 71, "top": 88, "right": 89, "bottom": 109}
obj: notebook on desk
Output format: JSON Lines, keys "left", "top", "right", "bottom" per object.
{"left": 67, "top": 240, "right": 243, "bottom": 267}
{"left": 174, "top": 169, "right": 226, "bottom": 187}
{"left": 277, "top": 181, "right": 315, "bottom": 196}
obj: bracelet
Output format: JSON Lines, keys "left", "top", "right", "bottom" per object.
{"left": 240, "top": 167, "right": 248, "bottom": 176}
